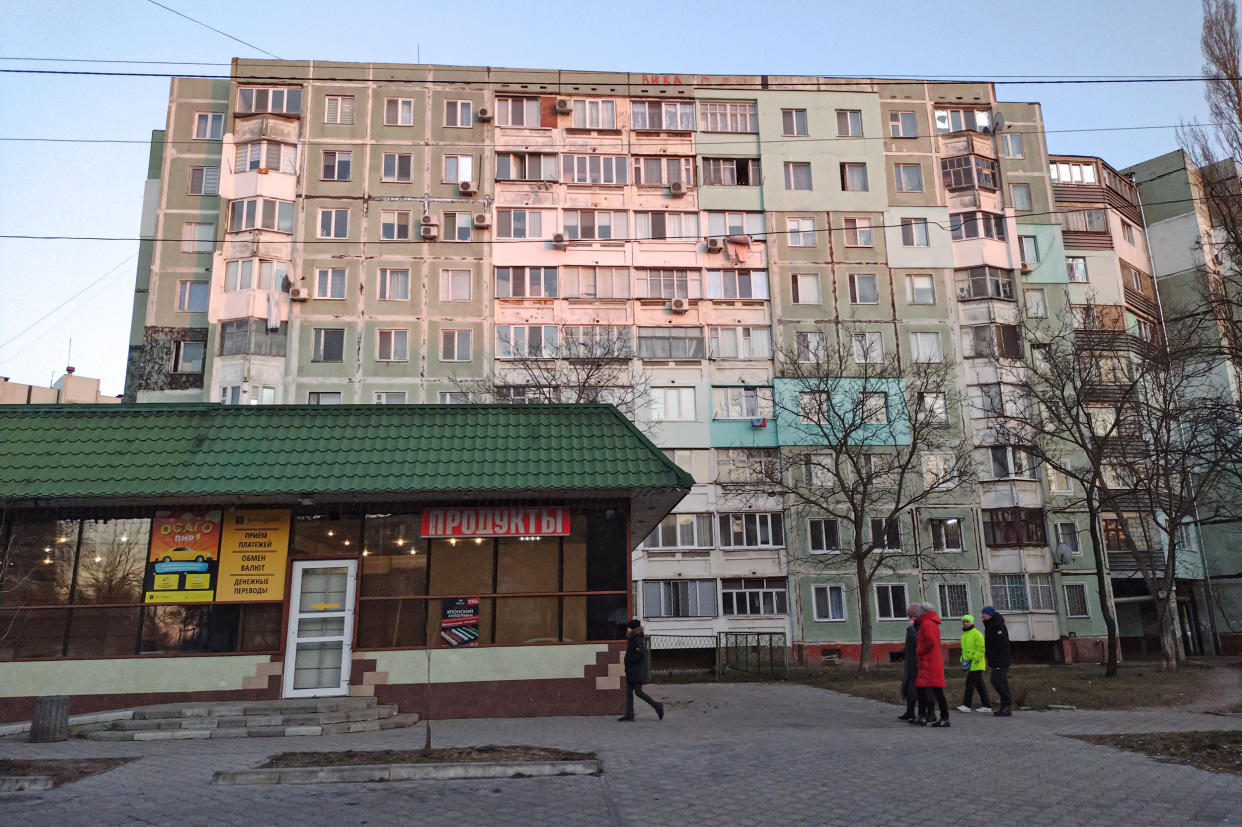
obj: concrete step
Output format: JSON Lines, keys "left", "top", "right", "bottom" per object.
{"left": 83, "top": 700, "right": 416, "bottom": 741}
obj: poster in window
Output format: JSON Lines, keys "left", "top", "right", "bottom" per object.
{"left": 216, "top": 508, "right": 292, "bottom": 602}
{"left": 143, "top": 509, "right": 222, "bottom": 603}
{"left": 440, "top": 597, "right": 480, "bottom": 647}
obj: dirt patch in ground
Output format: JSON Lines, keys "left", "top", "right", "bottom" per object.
{"left": 0, "top": 758, "right": 133, "bottom": 787}
{"left": 261, "top": 746, "right": 595, "bottom": 769}
{"left": 1073, "top": 731, "right": 1242, "bottom": 775}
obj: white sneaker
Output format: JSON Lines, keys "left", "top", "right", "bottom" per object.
{"left": 956, "top": 705, "right": 972, "bottom": 713}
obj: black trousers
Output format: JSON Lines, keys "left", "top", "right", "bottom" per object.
{"left": 963, "top": 671, "right": 991, "bottom": 707}
{"left": 990, "top": 666, "right": 1012, "bottom": 708}
{"left": 626, "top": 681, "right": 660, "bottom": 717}
{"left": 918, "top": 686, "right": 948, "bottom": 720}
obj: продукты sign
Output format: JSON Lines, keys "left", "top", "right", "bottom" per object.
{"left": 420, "top": 507, "right": 570, "bottom": 538}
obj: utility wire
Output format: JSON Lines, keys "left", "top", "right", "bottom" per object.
{"left": 0, "top": 252, "right": 137, "bottom": 355}
{"left": 142, "top": 0, "right": 281, "bottom": 61}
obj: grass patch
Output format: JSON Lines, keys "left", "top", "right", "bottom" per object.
{"left": 0, "top": 758, "right": 132, "bottom": 787}
{"left": 1073, "top": 731, "right": 1242, "bottom": 775}
{"left": 261, "top": 746, "right": 595, "bottom": 769}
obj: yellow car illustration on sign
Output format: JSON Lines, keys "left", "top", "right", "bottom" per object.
{"left": 160, "top": 546, "right": 213, "bottom": 563}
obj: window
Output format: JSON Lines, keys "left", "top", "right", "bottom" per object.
{"left": 236, "top": 86, "right": 301, "bottom": 115}
{"left": 1066, "top": 256, "right": 1089, "bottom": 282}
{"left": 1029, "top": 575, "right": 1055, "bottom": 612}
{"left": 441, "top": 212, "right": 473, "bottom": 242}
{"left": 496, "top": 386, "right": 546, "bottom": 405}
{"left": 377, "top": 329, "right": 409, "bottom": 362}
{"left": 644, "top": 514, "right": 714, "bottom": 549}
{"left": 907, "top": 274, "right": 936, "bottom": 304}
{"left": 721, "top": 578, "right": 788, "bottom": 615}
{"left": 813, "top": 585, "right": 846, "bottom": 621}
{"left": 709, "top": 326, "right": 773, "bottom": 359}
{"left": 634, "top": 211, "right": 692, "bottom": 240}
{"left": 496, "top": 267, "right": 557, "bottom": 298}
{"left": 870, "top": 518, "right": 902, "bottom": 550}
{"left": 637, "top": 270, "right": 699, "bottom": 300}
{"left": 889, "top": 111, "right": 917, "bottom": 137}
{"left": 782, "top": 108, "right": 809, "bottom": 136}
{"left": 849, "top": 273, "right": 878, "bottom": 303}
{"left": 718, "top": 514, "right": 784, "bottom": 548}
{"left": 496, "top": 152, "right": 558, "bottom": 182}
{"left": 496, "top": 325, "right": 558, "bottom": 358}
{"left": 176, "top": 281, "right": 208, "bottom": 312}
{"left": 809, "top": 520, "right": 841, "bottom": 554}
{"left": 633, "top": 156, "right": 694, "bottom": 186}
{"left": 713, "top": 386, "right": 773, "bottom": 420}
{"left": 1103, "top": 518, "right": 1138, "bottom": 552}
{"left": 919, "top": 394, "right": 949, "bottom": 426}
{"left": 324, "top": 96, "right": 355, "bottom": 125}
{"left": 308, "top": 392, "right": 342, "bottom": 405}
{"left": 901, "top": 218, "right": 930, "bottom": 247}
{"left": 567, "top": 98, "right": 616, "bottom": 129}
{"left": 707, "top": 211, "right": 764, "bottom": 237}
{"left": 318, "top": 209, "right": 349, "bottom": 239}
{"left": 955, "top": 266, "right": 1014, "bottom": 300}
{"left": 315, "top": 268, "right": 346, "bottom": 299}
{"left": 444, "top": 99, "right": 472, "bottom": 127}
{"left": 560, "top": 266, "right": 630, "bottom": 299}
{"left": 939, "top": 583, "right": 969, "bottom": 618}
{"left": 911, "top": 331, "right": 943, "bottom": 363}
{"left": 1054, "top": 521, "right": 1080, "bottom": 555}
{"left": 194, "top": 112, "right": 223, "bottom": 140}
{"left": 700, "top": 101, "right": 758, "bottom": 132}
{"left": 220, "top": 385, "right": 241, "bottom": 405}
{"left": 702, "top": 157, "right": 760, "bottom": 186}
{"left": 221, "top": 259, "right": 288, "bottom": 293}
{"left": 631, "top": 100, "right": 695, "bottom": 131}
{"left": 852, "top": 331, "right": 883, "bottom": 363}
{"left": 380, "top": 210, "right": 411, "bottom": 240}
{"left": 973, "top": 383, "right": 1004, "bottom": 418}
{"left": 172, "top": 341, "right": 204, "bottom": 374}
{"left": 934, "top": 108, "right": 990, "bottom": 134}
{"left": 942, "top": 155, "right": 998, "bottom": 190}
{"left": 440, "top": 329, "right": 471, "bottom": 362}
{"left": 375, "top": 392, "right": 407, "bottom": 405}
{"left": 379, "top": 268, "right": 410, "bottom": 301}
{"left": 844, "top": 218, "right": 874, "bottom": 247}
{"left": 962, "top": 324, "right": 1023, "bottom": 359}
{"left": 796, "top": 331, "right": 825, "bottom": 363}
{"left": 895, "top": 164, "right": 924, "bottom": 192}
{"left": 188, "top": 166, "right": 219, "bottom": 196}
{"left": 788, "top": 217, "right": 816, "bottom": 247}
{"left": 1010, "top": 183, "right": 1032, "bottom": 211}
{"left": 792, "top": 273, "right": 821, "bottom": 304}
{"left": 561, "top": 326, "right": 633, "bottom": 358}
{"left": 642, "top": 580, "right": 717, "bottom": 618}
{"left": 840, "top": 163, "right": 868, "bottom": 191}
{"left": 443, "top": 155, "right": 474, "bottom": 184}
{"left": 182, "top": 222, "right": 214, "bottom": 253}
{"left": 707, "top": 270, "right": 770, "bottom": 299}
{"left": 1049, "top": 162, "right": 1097, "bottom": 184}
{"left": 439, "top": 269, "right": 471, "bottom": 301}
{"left": 1000, "top": 133, "right": 1024, "bottom": 158}
{"left": 990, "top": 574, "right": 1029, "bottom": 612}
{"left": 562, "top": 154, "right": 627, "bottom": 185}
{"left": 861, "top": 392, "right": 889, "bottom": 424}
{"left": 312, "top": 328, "right": 345, "bottom": 362}
{"left": 983, "top": 508, "right": 1047, "bottom": 547}
{"left": 497, "top": 209, "right": 543, "bottom": 239}
{"left": 1024, "top": 289, "right": 1048, "bottom": 318}
{"left": 322, "top": 150, "right": 351, "bottom": 181}
{"left": 438, "top": 392, "right": 469, "bottom": 404}
{"left": 220, "top": 320, "right": 287, "bottom": 356}
{"left": 875, "top": 584, "right": 908, "bottom": 620}
{"left": 836, "top": 109, "right": 863, "bottom": 137}
{"left": 382, "top": 152, "right": 413, "bottom": 183}
{"left": 784, "top": 162, "right": 813, "bottom": 190}
{"left": 651, "top": 387, "right": 696, "bottom": 421}
{"left": 568, "top": 210, "right": 630, "bottom": 240}
{"left": 1057, "top": 208, "right": 1108, "bottom": 233}
{"left": 496, "top": 97, "right": 541, "bottom": 127}
{"left": 1064, "top": 583, "right": 1090, "bottom": 617}
{"left": 988, "top": 448, "right": 1038, "bottom": 481}
{"left": 235, "top": 141, "right": 297, "bottom": 174}
{"left": 1122, "top": 221, "right": 1136, "bottom": 244}
{"left": 950, "top": 211, "right": 1006, "bottom": 241}
{"left": 930, "top": 519, "right": 964, "bottom": 552}
{"left": 384, "top": 97, "right": 414, "bottom": 126}
{"left": 1019, "top": 235, "right": 1040, "bottom": 264}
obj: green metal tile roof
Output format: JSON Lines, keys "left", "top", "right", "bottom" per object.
{"left": 0, "top": 404, "right": 694, "bottom": 505}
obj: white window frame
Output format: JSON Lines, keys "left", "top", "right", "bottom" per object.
{"left": 497, "top": 209, "right": 543, "bottom": 239}
{"left": 643, "top": 514, "right": 715, "bottom": 550}
{"left": 713, "top": 386, "right": 773, "bottom": 420}
{"left": 894, "top": 163, "right": 924, "bottom": 192}
{"left": 384, "top": 97, "right": 414, "bottom": 126}
{"left": 699, "top": 101, "right": 758, "bottom": 133}
{"left": 171, "top": 340, "right": 205, "bottom": 374}
{"left": 784, "top": 162, "right": 813, "bottom": 191}
{"left": 938, "top": 583, "right": 969, "bottom": 619}
{"left": 496, "top": 97, "right": 542, "bottom": 127}
{"left": 378, "top": 268, "right": 410, "bottom": 301}
{"left": 1019, "top": 235, "right": 1040, "bottom": 264}
{"left": 721, "top": 577, "right": 789, "bottom": 616}
{"left": 496, "top": 267, "right": 557, "bottom": 298}
{"left": 375, "top": 391, "right": 408, "bottom": 404}
{"left": 911, "top": 331, "right": 943, "bottom": 363}
{"left": 562, "top": 154, "right": 628, "bottom": 185}
{"left": 314, "top": 267, "right": 346, "bottom": 300}
{"left": 930, "top": 518, "right": 964, "bottom": 553}
{"left": 380, "top": 210, "right": 411, "bottom": 240}
{"left": 176, "top": 281, "right": 209, "bottom": 312}
{"left": 844, "top": 218, "right": 874, "bottom": 247}
{"left": 849, "top": 272, "right": 879, "bottom": 303}
{"left": 312, "top": 328, "right": 345, "bottom": 363}
{"left": 809, "top": 519, "right": 842, "bottom": 554}
{"left": 906, "top": 274, "right": 936, "bottom": 305}
{"left": 813, "top": 584, "right": 847, "bottom": 621}
{"left": 874, "top": 583, "right": 909, "bottom": 621}
{"left": 841, "top": 163, "right": 869, "bottom": 192}
{"left": 318, "top": 208, "right": 349, "bottom": 239}
{"left": 889, "top": 111, "right": 917, "bottom": 138}
{"left": 308, "top": 391, "right": 343, "bottom": 405}
{"left": 376, "top": 329, "right": 409, "bottom": 362}
{"left": 1010, "top": 183, "right": 1033, "bottom": 211}
{"left": 440, "top": 269, "right": 472, "bottom": 302}
{"left": 182, "top": 222, "right": 214, "bottom": 253}
{"left": 782, "top": 108, "right": 808, "bottom": 136}
{"left": 651, "top": 387, "right": 697, "bottom": 422}
{"left": 438, "top": 392, "right": 469, "bottom": 403}
{"left": 707, "top": 269, "right": 770, "bottom": 300}
{"left": 496, "top": 325, "right": 559, "bottom": 359}
{"left": 194, "top": 112, "right": 224, "bottom": 140}
{"left": 1001, "top": 133, "right": 1024, "bottom": 159}
{"left": 443, "top": 154, "right": 474, "bottom": 184}
{"left": 642, "top": 579, "right": 718, "bottom": 618}
{"left": 796, "top": 331, "right": 826, "bottom": 363}
{"left": 444, "top": 99, "right": 473, "bottom": 128}
{"left": 442, "top": 212, "right": 474, "bottom": 242}
{"left": 788, "top": 217, "right": 816, "bottom": 247}
{"left": 382, "top": 152, "right": 413, "bottom": 183}
{"left": 1064, "top": 583, "right": 1090, "bottom": 618}
{"left": 709, "top": 326, "right": 773, "bottom": 359}
{"left": 852, "top": 331, "right": 883, "bottom": 363}
{"left": 632, "top": 156, "right": 695, "bottom": 186}
{"left": 322, "top": 150, "right": 351, "bottom": 181}
{"left": 901, "top": 218, "right": 930, "bottom": 247}
{"left": 836, "top": 109, "right": 863, "bottom": 137}
{"left": 188, "top": 166, "right": 219, "bottom": 196}
{"left": 570, "top": 98, "right": 617, "bottom": 130}
{"left": 717, "top": 513, "right": 785, "bottom": 549}
{"left": 1067, "top": 256, "right": 1089, "bottom": 283}
{"left": 1055, "top": 521, "right": 1081, "bottom": 556}
{"left": 440, "top": 329, "right": 472, "bottom": 362}
{"left": 324, "top": 95, "right": 355, "bottom": 125}
{"left": 792, "top": 273, "right": 821, "bottom": 304}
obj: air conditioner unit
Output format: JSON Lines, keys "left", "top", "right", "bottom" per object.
{"left": 706, "top": 237, "right": 724, "bottom": 253}
{"left": 552, "top": 232, "right": 567, "bottom": 249}
{"left": 554, "top": 99, "right": 572, "bottom": 115}
{"left": 289, "top": 287, "right": 310, "bottom": 301}
{"left": 1019, "top": 261, "right": 1034, "bottom": 273}
{"left": 421, "top": 225, "right": 438, "bottom": 240}
{"left": 473, "top": 213, "right": 491, "bottom": 229}
{"left": 459, "top": 180, "right": 476, "bottom": 195}
{"left": 476, "top": 106, "right": 492, "bottom": 122}
{"left": 750, "top": 417, "right": 767, "bottom": 428}
{"left": 669, "top": 297, "right": 690, "bottom": 313}
{"left": 668, "top": 181, "right": 687, "bottom": 197}
{"left": 421, "top": 214, "right": 436, "bottom": 226}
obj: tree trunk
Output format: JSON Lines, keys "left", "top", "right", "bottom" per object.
{"left": 1086, "top": 509, "right": 1120, "bottom": 677}
{"left": 855, "top": 556, "right": 873, "bottom": 673}
{"left": 1157, "top": 587, "right": 1180, "bottom": 672}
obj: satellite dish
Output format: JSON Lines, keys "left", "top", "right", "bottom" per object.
{"left": 992, "top": 112, "right": 1006, "bottom": 133}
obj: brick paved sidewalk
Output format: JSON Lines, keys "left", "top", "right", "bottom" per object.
{"left": 2, "top": 683, "right": 1239, "bottom": 826}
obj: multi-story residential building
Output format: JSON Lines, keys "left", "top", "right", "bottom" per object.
{"left": 127, "top": 62, "right": 1153, "bottom": 665}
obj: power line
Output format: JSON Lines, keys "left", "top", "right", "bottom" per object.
{"left": 0, "top": 252, "right": 137, "bottom": 355}
{"left": 142, "top": 0, "right": 281, "bottom": 60}
{"left": 0, "top": 56, "right": 232, "bottom": 65}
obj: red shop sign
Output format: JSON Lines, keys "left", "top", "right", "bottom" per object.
{"left": 420, "top": 507, "right": 571, "bottom": 538}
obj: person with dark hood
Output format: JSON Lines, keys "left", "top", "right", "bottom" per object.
{"left": 981, "top": 606, "right": 1013, "bottom": 716}
{"left": 898, "top": 603, "right": 922, "bottom": 721}
{"left": 618, "top": 618, "right": 664, "bottom": 722}
{"left": 913, "top": 601, "right": 949, "bottom": 727}
{"left": 956, "top": 614, "right": 990, "bottom": 713}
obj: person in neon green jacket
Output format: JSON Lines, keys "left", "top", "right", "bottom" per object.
{"left": 956, "top": 614, "right": 992, "bottom": 713}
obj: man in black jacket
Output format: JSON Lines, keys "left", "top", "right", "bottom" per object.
{"left": 981, "top": 606, "right": 1013, "bottom": 716}
{"left": 898, "top": 603, "right": 921, "bottom": 721}
{"left": 619, "top": 618, "right": 664, "bottom": 721}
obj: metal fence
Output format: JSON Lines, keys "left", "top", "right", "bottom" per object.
{"left": 646, "top": 634, "right": 718, "bottom": 673}
{"left": 716, "top": 632, "right": 789, "bottom": 679}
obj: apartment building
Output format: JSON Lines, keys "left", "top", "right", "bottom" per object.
{"left": 125, "top": 61, "right": 1129, "bottom": 665}
{"left": 0, "top": 369, "right": 121, "bottom": 405}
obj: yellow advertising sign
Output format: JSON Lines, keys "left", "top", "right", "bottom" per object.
{"left": 143, "top": 509, "right": 222, "bottom": 603}
{"left": 216, "top": 508, "right": 292, "bottom": 602}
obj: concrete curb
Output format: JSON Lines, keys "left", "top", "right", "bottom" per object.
{"left": 212, "top": 759, "right": 602, "bottom": 786}
{"left": 0, "top": 776, "right": 54, "bottom": 792}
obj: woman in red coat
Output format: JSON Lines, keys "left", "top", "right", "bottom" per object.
{"left": 913, "top": 603, "right": 950, "bottom": 727}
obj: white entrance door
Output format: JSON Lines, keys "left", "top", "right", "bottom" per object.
{"left": 283, "top": 560, "right": 357, "bottom": 698}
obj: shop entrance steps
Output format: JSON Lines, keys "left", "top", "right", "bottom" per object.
{"left": 80, "top": 696, "right": 419, "bottom": 741}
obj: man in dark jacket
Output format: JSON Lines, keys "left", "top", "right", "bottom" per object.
{"left": 898, "top": 603, "right": 921, "bottom": 721}
{"left": 981, "top": 606, "right": 1013, "bottom": 716}
{"left": 619, "top": 618, "right": 664, "bottom": 721}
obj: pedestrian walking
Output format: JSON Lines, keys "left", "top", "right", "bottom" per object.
{"left": 913, "top": 601, "right": 950, "bottom": 727}
{"left": 956, "top": 614, "right": 991, "bottom": 713}
{"left": 981, "top": 606, "right": 1013, "bottom": 717}
{"left": 618, "top": 618, "right": 664, "bottom": 722}
{"left": 898, "top": 603, "right": 922, "bottom": 721}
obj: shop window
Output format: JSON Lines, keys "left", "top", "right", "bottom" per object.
{"left": 74, "top": 518, "right": 150, "bottom": 604}
{"left": 139, "top": 604, "right": 281, "bottom": 654}
{"left": 0, "top": 516, "right": 79, "bottom": 606}
{"left": 356, "top": 599, "right": 429, "bottom": 648}
{"left": 0, "top": 609, "right": 69, "bottom": 659}
{"left": 292, "top": 515, "right": 362, "bottom": 556}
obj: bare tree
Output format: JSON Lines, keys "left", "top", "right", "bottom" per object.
{"left": 730, "top": 329, "right": 974, "bottom": 672}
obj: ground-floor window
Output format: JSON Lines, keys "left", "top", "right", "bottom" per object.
{"left": 874, "top": 583, "right": 908, "bottom": 620}
{"left": 721, "top": 578, "right": 787, "bottom": 615}
{"left": 989, "top": 574, "right": 1029, "bottom": 612}
{"left": 1064, "top": 583, "right": 1090, "bottom": 617}
{"left": 641, "top": 579, "right": 717, "bottom": 618}
{"left": 938, "top": 583, "right": 969, "bottom": 619}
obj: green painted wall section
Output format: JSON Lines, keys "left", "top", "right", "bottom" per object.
{"left": 369, "top": 643, "right": 609, "bottom": 683}
{"left": 0, "top": 655, "right": 270, "bottom": 699}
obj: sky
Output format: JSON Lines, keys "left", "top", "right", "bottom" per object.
{"left": 0, "top": 0, "right": 1214, "bottom": 396}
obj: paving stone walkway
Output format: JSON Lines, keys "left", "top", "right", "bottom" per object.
{"left": 2, "top": 682, "right": 1240, "bottom": 826}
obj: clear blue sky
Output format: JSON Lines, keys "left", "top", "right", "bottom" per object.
{"left": 0, "top": 0, "right": 1212, "bottom": 395}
